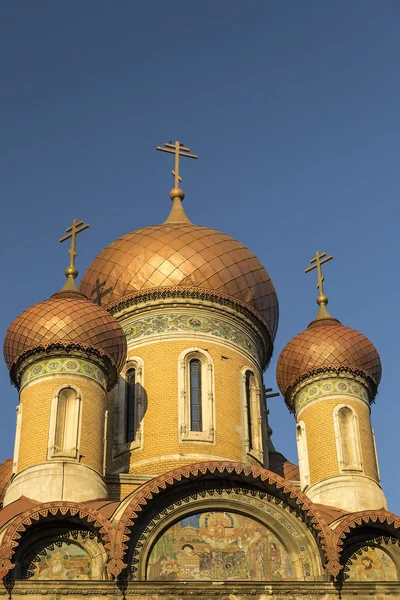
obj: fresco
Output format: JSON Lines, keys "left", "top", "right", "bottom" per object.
{"left": 147, "top": 511, "right": 293, "bottom": 581}
{"left": 29, "top": 541, "right": 92, "bottom": 580}
{"left": 346, "top": 547, "right": 397, "bottom": 581}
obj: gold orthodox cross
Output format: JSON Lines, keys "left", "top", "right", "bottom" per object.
{"left": 59, "top": 218, "right": 90, "bottom": 268}
{"left": 156, "top": 141, "right": 198, "bottom": 188}
{"left": 91, "top": 278, "right": 113, "bottom": 306}
{"left": 304, "top": 250, "right": 333, "bottom": 297}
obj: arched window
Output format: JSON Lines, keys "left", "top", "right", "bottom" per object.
{"left": 334, "top": 405, "right": 362, "bottom": 472}
{"left": 189, "top": 359, "right": 202, "bottom": 432}
{"left": 48, "top": 387, "right": 81, "bottom": 460}
{"left": 296, "top": 421, "right": 310, "bottom": 490}
{"left": 125, "top": 368, "right": 136, "bottom": 443}
{"left": 245, "top": 370, "right": 253, "bottom": 451}
{"left": 113, "top": 357, "right": 144, "bottom": 456}
{"left": 178, "top": 348, "right": 214, "bottom": 443}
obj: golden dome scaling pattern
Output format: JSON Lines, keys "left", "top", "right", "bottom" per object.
{"left": 4, "top": 290, "right": 127, "bottom": 374}
{"left": 276, "top": 317, "right": 382, "bottom": 403}
{"left": 80, "top": 222, "right": 279, "bottom": 338}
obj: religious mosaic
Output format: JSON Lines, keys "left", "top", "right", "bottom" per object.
{"left": 123, "top": 313, "right": 259, "bottom": 361}
{"left": 344, "top": 545, "right": 398, "bottom": 581}
{"left": 147, "top": 510, "right": 292, "bottom": 581}
{"left": 28, "top": 541, "right": 92, "bottom": 581}
{"left": 295, "top": 376, "right": 369, "bottom": 414}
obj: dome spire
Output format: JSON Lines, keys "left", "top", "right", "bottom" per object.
{"left": 304, "top": 249, "right": 334, "bottom": 319}
{"left": 156, "top": 140, "right": 198, "bottom": 224}
{"left": 59, "top": 218, "right": 90, "bottom": 291}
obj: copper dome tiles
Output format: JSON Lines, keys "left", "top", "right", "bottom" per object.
{"left": 4, "top": 291, "right": 127, "bottom": 372}
{"left": 276, "top": 318, "right": 382, "bottom": 396}
{"left": 80, "top": 223, "right": 279, "bottom": 337}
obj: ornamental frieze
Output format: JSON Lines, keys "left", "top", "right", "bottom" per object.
{"left": 295, "top": 376, "right": 369, "bottom": 414}
{"left": 20, "top": 357, "right": 107, "bottom": 389}
{"left": 123, "top": 313, "right": 259, "bottom": 361}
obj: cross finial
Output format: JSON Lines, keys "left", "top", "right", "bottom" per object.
{"left": 304, "top": 250, "right": 333, "bottom": 319}
{"left": 156, "top": 140, "right": 198, "bottom": 191}
{"left": 59, "top": 218, "right": 90, "bottom": 291}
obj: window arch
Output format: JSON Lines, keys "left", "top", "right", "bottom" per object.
{"left": 48, "top": 386, "right": 81, "bottom": 460}
{"left": 114, "top": 357, "right": 144, "bottom": 455}
{"left": 241, "top": 367, "right": 264, "bottom": 463}
{"left": 296, "top": 421, "right": 310, "bottom": 490}
{"left": 334, "top": 404, "right": 362, "bottom": 472}
{"left": 178, "top": 348, "right": 215, "bottom": 443}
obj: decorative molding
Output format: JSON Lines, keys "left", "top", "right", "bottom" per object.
{"left": 123, "top": 312, "right": 259, "bottom": 362}
{"left": 107, "top": 287, "right": 273, "bottom": 369}
{"left": 20, "top": 357, "right": 107, "bottom": 390}
{"left": 294, "top": 375, "right": 370, "bottom": 415}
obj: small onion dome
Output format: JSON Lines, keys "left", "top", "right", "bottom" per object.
{"left": 276, "top": 316, "right": 382, "bottom": 407}
{"left": 4, "top": 290, "right": 127, "bottom": 387}
{"left": 80, "top": 222, "right": 279, "bottom": 340}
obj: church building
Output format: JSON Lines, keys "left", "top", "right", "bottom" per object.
{"left": 0, "top": 142, "right": 398, "bottom": 598}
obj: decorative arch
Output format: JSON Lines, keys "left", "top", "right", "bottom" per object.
{"left": 112, "top": 461, "right": 336, "bottom": 579}
{"left": 330, "top": 509, "right": 400, "bottom": 582}
{"left": 0, "top": 501, "right": 115, "bottom": 581}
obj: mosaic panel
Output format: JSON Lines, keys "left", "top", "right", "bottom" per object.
{"left": 123, "top": 313, "right": 258, "bottom": 361}
{"left": 147, "top": 511, "right": 292, "bottom": 581}
{"left": 28, "top": 541, "right": 91, "bottom": 581}
{"left": 20, "top": 357, "right": 107, "bottom": 388}
{"left": 132, "top": 488, "right": 314, "bottom": 581}
{"left": 345, "top": 546, "right": 397, "bottom": 581}
{"left": 295, "top": 377, "right": 369, "bottom": 413}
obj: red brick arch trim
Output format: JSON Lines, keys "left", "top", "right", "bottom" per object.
{"left": 333, "top": 509, "right": 400, "bottom": 562}
{"left": 0, "top": 501, "right": 115, "bottom": 581}
{"left": 113, "top": 460, "right": 337, "bottom": 579}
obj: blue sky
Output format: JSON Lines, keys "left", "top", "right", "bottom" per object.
{"left": 1, "top": 1, "right": 399, "bottom": 512}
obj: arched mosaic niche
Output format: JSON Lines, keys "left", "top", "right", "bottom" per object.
{"left": 18, "top": 529, "right": 109, "bottom": 581}
{"left": 131, "top": 488, "right": 324, "bottom": 581}
{"left": 344, "top": 540, "right": 400, "bottom": 582}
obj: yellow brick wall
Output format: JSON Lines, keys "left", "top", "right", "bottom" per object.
{"left": 299, "top": 396, "right": 378, "bottom": 485}
{"left": 18, "top": 374, "right": 106, "bottom": 474}
{"left": 107, "top": 339, "right": 261, "bottom": 476}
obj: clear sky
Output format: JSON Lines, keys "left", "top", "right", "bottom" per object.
{"left": 1, "top": 1, "right": 399, "bottom": 512}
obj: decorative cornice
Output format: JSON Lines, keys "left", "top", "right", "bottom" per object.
{"left": 294, "top": 375, "right": 370, "bottom": 415}
{"left": 19, "top": 356, "right": 107, "bottom": 390}
{"left": 284, "top": 368, "right": 376, "bottom": 413}
{"left": 107, "top": 287, "right": 274, "bottom": 369}
{"left": 11, "top": 345, "right": 119, "bottom": 391}
{"left": 122, "top": 311, "right": 259, "bottom": 363}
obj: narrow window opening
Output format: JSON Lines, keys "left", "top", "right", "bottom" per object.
{"left": 125, "top": 369, "right": 136, "bottom": 443}
{"left": 245, "top": 370, "right": 253, "bottom": 450}
{"left": 338, "top": 406, "right": 361, "bottom": 470}
{"left": 54, "top": 388, "right": 77, "bottom": 456}
{"left": 190, "top": 359, "right": 202, "bottom": 432}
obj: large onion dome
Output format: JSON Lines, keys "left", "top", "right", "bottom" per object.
{"left": 276, "top": 314, "right": 382, "bottom": 406}
{"left": 80, "top": 196, "right": 279, "bottom": 339}
{"left": 4, "top": 289, "right": 127, "bottom": 387}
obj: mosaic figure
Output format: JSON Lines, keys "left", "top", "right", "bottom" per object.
{"left": 29, "top": 542, "right": 92, "bottom": 580}
{"left": 146, "top": 511, "right": 292, "bottom": 581}
{"left": 346, "top": 547, "right": 397, "bottom": 581}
